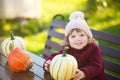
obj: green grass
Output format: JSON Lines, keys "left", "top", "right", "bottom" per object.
{"left": 24, "top": 31, "right": 47, "bottom": 55}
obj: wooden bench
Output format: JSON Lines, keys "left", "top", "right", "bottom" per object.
{"left": 42, "top": 14, "right": 120, "bottom": 80}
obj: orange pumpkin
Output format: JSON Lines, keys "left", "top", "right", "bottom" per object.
{"left": 8, "top": 48, "right": 33, "bottom": 72}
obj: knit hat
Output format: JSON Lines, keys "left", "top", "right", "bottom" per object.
{"left": 65, "top": 11, "right": 93, "bottom": 39}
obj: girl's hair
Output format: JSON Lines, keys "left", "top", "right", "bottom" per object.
{"left": 62, "top": 28, "right": 98, "bottom": 47}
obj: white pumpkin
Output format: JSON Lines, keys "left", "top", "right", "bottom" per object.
{"left": 1, "top": 31, "right": 26, "bottom": 57}
{"left": 50, "top": 47, "right": 78, "bottom": 80}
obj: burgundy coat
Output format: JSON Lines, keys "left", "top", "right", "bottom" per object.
{"left": 43, "top": 43, "right": 107, "bottom": 80}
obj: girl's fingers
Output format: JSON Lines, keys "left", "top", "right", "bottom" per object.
{"left": 44, "top": 60, "right": 51, "bottom": 72}
{"left": 73, "top": 69, "right": 82, "bottom": 80}
{"left": 44, "top": 60, "right": 51, "bottom": 66}
{"left": 45, "top": 66, "right": 49, "bottom": 71}
{"left": 46, "top": 60, "right": 51, "bottom": 64}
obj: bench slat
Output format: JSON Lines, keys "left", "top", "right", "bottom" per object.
{"left": 46, "top": 39, "right": 62, "bottom": 50}
{"left": 100, "top": 44, "right": 120, "bottom": 59}
{"left": 43, "top": 49, "right": 54, "bottom": 58}
{"left": 27, "top": 51, "right": 45, "bottom": 67}
{"left": 104, "top": 59, "right": 120, "bottom": 74}
{"left": 0, "top": 66, "right": 10, "bottom": 80}
{"left": 49, "top": 29, "right": 64, "bottom": 40}
{"left": 105, "top": 72, "right": 120, "bottom": 80}
{"left": 91, "top": 29, "right": 120, "bottom": 44}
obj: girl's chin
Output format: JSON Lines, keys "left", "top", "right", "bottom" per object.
{"left": 73, "top": 46, "right": 83, "bottom": 50}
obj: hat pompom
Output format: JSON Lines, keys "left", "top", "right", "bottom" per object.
{"left": 69, "top": 11, "right": 84, "bottom": 21}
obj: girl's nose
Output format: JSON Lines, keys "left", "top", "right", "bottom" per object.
{"left": 76, "top": 36, "right": 82, "bottom": 40}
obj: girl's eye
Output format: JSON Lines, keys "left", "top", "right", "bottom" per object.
{"left": 71, "top": 35, "right": 75, "bottom": 38}
{"left": 80, "top": 34, "right": 84, "bottom": 37}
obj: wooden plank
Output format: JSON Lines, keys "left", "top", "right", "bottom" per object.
{"left": 105, "top": 72, "right": 120, "bottom": 80}
{"left": 26, "top": 51, "right": 45, "bottom": 67}
{"left": 43, "top": 49, "right": 55, "bottom": 58}
{"left": 5, "top": 63, "right": 43, "bottom": 80}
{"left": 0, "top": 54, "right": 7, "bottom": 67}
{"left": 103, "top": 59, "right": 120, "bottom": 74}
{"left": 0, "top": 66, "right": 10, "bottom": 80}
{"left": 0, "top": 77, "right": 3, "bottom": 80}
{"left": 49, "top": 29, "right": 64, "bottom": 40}
{"left": 100, "top": 44, "right": 120, "bottom": 59}
{"left": 46, "top": 39, "right": 62, "bottom": 50}
{"left": 91, "top": 29, "right": 120, "bottom": 44}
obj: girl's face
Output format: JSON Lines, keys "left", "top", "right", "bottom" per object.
{"left": 68, "top": 30, "right": 88, "bottom": 49}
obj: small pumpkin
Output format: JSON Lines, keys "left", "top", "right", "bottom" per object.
{"left": 8, "top": 48, "right": 33, "bottom": 72}
{"left": 50, "top": 47, "right": 78, "bottom": 80}
{"left": 1, "top": 31, "right": 26, "bottom": 57}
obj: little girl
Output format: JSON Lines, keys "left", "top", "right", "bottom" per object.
{"left": 43, "top": 11, "right": 106, "bottom": 80}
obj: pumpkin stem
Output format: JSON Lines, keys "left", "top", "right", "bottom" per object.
{"left": 9, "top": 43, "right": 14, "bottom": 51}
{"left": 10, "top": 31, "right": 15, "bottom": 40}
{"left": 62, "top": 47, "right": 69, "bottom": 57}
{"left": 26, "top": 62, "right": 33, "bottom": 71}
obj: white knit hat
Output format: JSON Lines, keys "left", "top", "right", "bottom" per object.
{"left": 65, "top": 11, "right": 93, "bottom": 39}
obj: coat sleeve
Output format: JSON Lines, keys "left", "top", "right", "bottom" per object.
{"left": 80, "top": 45, "right": 104, "bottom": 79}
{"left": 43, "top": 50, "right": 63, "bottom": 71}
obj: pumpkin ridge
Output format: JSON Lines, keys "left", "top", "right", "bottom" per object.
{"left": 21, "top": 53, "right": 30, "bottom": 66}
{"left": 8, "top": 54, "right": 24, "bottom": 72}
{"left": 12, "top": 49, "right": 30, "bottom": 69}
{"left": 10, "top": 40, "right": 14, "bottom": 51}
{"left": 5, "top": 39, "right": 11, "bottom": 56}
{"left": 17, "top": 49, "right": 30, "bottom": 66}
{"left": 13, "top": 55, "right": 28, "bottom": 69}
{"left": 17, "top": 38, "right": 24, "bottom": 49}
{"left": 8, "top": 54, "right": 15, "bottom": 70}
{"left": 64, "top": 58, "right": 69, "bottom": 80}
{"left": 57, "top": 58, "right": 63, "bottom": 80}
{"left": 71, "top": 56, "right": 78, "bottom": 77}
{"left": 9, "top": 56, "right": 30, "bottom": 72}
{"left": 51, "top": 56, "right": 60, "bottom": 78}
{"left": 14, "top": 51, "right": 26, "bottom": 65}
{"left": 61, "top": 58, "right": 67, "bottom": 80}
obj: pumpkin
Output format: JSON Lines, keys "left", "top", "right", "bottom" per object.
{"left": 50, "top": 47, "right": 78, "bottom": 80}
{"left": 8, "top": 48, "right": 33, "bottom": 72}
{"left": 1, "top": 31, "right": 26, "bottom": 57}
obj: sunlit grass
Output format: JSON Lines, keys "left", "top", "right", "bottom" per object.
{"left": 24, "top": 31, "right": 47, "bottom": 55}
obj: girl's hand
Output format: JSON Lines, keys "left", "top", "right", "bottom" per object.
{"left": 73, "top": 69, "right": 86, "bottom": 80}
{"left": 44, "top": 60, "right": 51, "bottom": 72}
